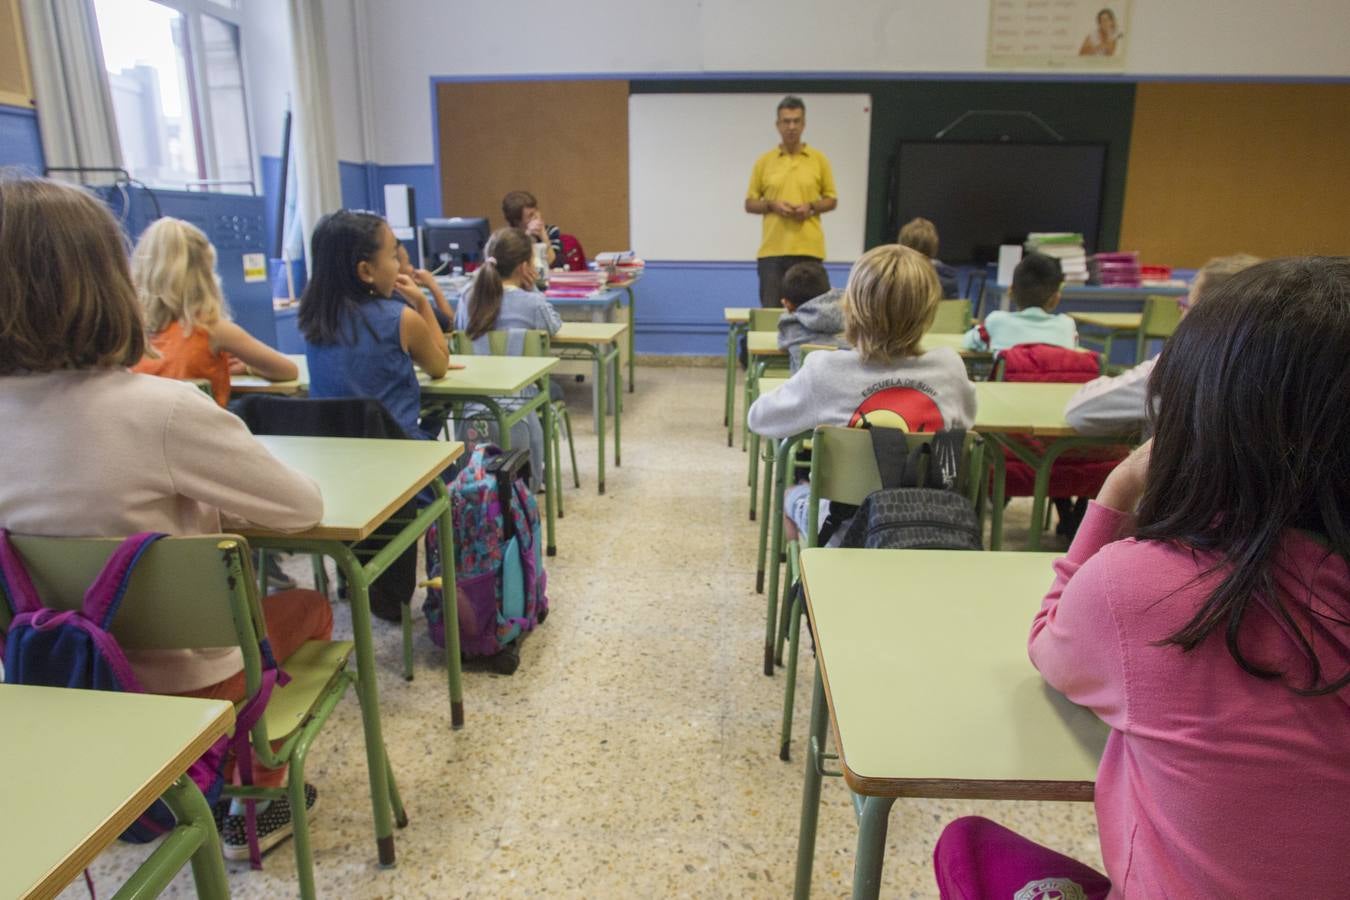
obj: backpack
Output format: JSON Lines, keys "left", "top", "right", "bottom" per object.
{"left": 0, "top": 530, "right": 284, "bottom": 861}
{"left": 835, "top": 427, "right": 983, "bottom": 551}
{"left": 559, "top": 233, "right": 587, "bottom": 271}
{"left": 423, "top": 444, "right": 548, "bottom": 674}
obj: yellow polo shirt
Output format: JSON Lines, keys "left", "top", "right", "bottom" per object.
{"left": 746, "top": 144, "right": 837, "bottom": 259}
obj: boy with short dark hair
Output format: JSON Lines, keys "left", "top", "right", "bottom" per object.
{"left": 776, "top": 260, "right": 846, "bottom": 371}
{"left": 962, "top": 252, "right": 1077, "bottom": 353}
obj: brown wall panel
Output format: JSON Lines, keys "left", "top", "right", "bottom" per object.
{"left": 1120, "top": 83, "right": 1350, "bottom": 267}
{"left": 1, "top": 0, "right": 35, "bottom": 107}
{"left": 436, "top": 80, "right": 629, "bottom": 254}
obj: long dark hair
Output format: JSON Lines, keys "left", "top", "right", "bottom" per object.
{"left": 1137, "top": 257, "right": 1350, "bottom": 694}
{"left": 464, "top": 227, "right": 534, "bottom": 340}
{"left": 298, "top": 210, "right": 387, "bottom": 345}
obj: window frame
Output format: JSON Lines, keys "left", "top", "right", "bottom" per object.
{"left": 98, "top": 0, "right": 257, "bottom": 193}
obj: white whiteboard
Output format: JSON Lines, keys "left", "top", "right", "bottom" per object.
{"left": 628, "top": 93, "right": 872, "bottom": 262}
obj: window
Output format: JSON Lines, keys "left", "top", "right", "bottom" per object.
{"left": 93, "top": 0, "right": 253, "bottom": 192}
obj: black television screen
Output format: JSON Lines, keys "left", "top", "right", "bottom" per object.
{"left": 892, "top": 141, "right": 1107, "bottom": 264}
{"left": 421, "top": 216, "right": 490, "bottom": 270}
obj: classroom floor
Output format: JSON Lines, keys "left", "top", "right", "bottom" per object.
{"left": 66, "top": 365, "right": 1101, "bottom": 900}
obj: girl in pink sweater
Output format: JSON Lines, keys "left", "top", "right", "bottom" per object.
{"left": 0, "top": 177, "right": 331, "bottom": 861}
{"left": 936, "top": 257, "right": 1350, "bottom": 898}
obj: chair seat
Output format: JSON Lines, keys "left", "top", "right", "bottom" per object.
{"left": 258, "top": 639, "right": 354, "bottom": 741}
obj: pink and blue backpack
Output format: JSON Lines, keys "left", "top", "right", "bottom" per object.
{"left": 423, "top": 444, "right": 548, "bottom": 674}
{"left": 0, "top": 530, "right": 283, "bottom": 863}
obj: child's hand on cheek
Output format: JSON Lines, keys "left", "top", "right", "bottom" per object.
{"left": 1096, "top": 439, "right": 1152, "bottom": 514}
{"left": 394, "top": 273, "right": 428, "bottom": 307}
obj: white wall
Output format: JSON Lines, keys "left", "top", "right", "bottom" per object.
{"left": 239, "top": 0, "right": 293, "bottom": 161}
{"left": 246, "top": 0, "right": 1350, "bottom": 168}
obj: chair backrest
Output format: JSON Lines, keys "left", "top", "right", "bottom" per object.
{"left": 965, "top": 268, "right": 988, "bottom": 304}
{"left": 0, "top": 534, "right": 260, "bottom": 658}
{"left": 232, "top": 395, "right": 408, "bottom": 440}
{"left": 450, "top": 329, "right": 550, "bottom": 357}
{"left": 749, "top": 308, "right": 785, "bottom": 332}
{"left": 930, "top": 299, "right": 973, "bottom": 334}
{"left": 992, "top": 343, "right": 1103, "bottom": 383}
{"left": 1141, "top": 295, "right": 1183, "bottom": 339}
{"left": 807, "top": 426, "right": 985, "bottom": 542}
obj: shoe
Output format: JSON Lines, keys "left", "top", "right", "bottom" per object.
{"left": 220, "top": 784, "right": 318, "bottom": 861}
{"left": 264, "top": 555, "right": 297, "bottom": 591}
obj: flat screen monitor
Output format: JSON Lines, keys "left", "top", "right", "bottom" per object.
{"left": 892, "top": 141, "right": 1108, "bottom": 264}
{"left": 421, "top": 216, "right": 490, "bottom": 270}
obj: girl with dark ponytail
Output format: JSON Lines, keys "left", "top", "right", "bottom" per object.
{"left": 457, "top": 227, "right": 561, "bottom": 340}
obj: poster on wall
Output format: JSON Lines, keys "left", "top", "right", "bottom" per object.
{"left": 987, "top": 0, "right": 1130, "bottom": 70}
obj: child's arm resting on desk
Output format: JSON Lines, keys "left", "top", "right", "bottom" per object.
{"left": 164, "top": 388, "right": 324, "bottom": 531}
{"left": 1027, "top": 501, "right": 1134, "bottom": 728}
{"left": 210, "top": 320, "right": 298, "bottom": 381}
{"left": 746, "top": 357, "right": 823, "bottom": 440}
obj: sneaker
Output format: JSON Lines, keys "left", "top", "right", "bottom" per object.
{"left": 220, "top": 784, "right": 318, "bottom": 861}
{"left": 264, "top": 555, "right": 297, "bottom": 592}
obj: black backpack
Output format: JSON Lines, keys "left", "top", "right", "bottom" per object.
{"left": 835, "top": 426, "right": 983, "bottom": 551}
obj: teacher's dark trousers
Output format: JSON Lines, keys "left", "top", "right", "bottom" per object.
{"left": 757, "top": 254, "right": 820, "bottom": 308}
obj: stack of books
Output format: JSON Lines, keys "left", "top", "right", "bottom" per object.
{"left": 1090, "top": 251, "right": 1142, "bottom": 287}
{"left": 544, "top": 270, "right": 609, "bottom": 299}
{"left": 1024, "top": 233, "right": 1088, "bottom": 284}
{"left": 594, "top": 251, "right": 646, "bottom": 284}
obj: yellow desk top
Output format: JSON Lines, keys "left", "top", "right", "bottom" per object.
{"left": 973, "top": 382, "right": 1090, "bottom": 437}
{"left": 749, "top": 331, "right": 983, "bottom": 359}
{"left": 230, "top": 353, "right": 308, "bottom": 395}
{"left": 1, "top": 686, "right": 234, "bottom": 900}
{"left": 724, "top": 307, "right": 751, "bottom": 324}
{"left": 551, "top": 322, "right": 629, "bottom": 345}
{"left": 419, "top": 355, "right": 558, "bottom": 396}
{"left": 1069, "top": 312, "right": 1143, "bottom": 330}
{"left": 241, "top": 436, "right": 463, "bottom": 542}
{"left": 800, "top": 549, "right": 1105, "bottom": 799}
{"left": 757, "top": 376, "right": 789, "bottom": 395}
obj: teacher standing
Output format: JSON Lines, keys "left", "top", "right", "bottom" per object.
{"left": 744, "top": 96, "right": 838, "bottom": 308}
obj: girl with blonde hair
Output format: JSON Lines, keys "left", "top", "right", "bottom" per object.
{"left": 132, "top": 217, "right": 297, "bottom": 405}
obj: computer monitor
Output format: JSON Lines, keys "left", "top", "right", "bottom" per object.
{"left": 421, "top": 216, "right": 491, "bottom": 271}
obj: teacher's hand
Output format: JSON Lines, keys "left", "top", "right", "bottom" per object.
{"left": 767, "top": 200, "right": 795, "bottom": 218}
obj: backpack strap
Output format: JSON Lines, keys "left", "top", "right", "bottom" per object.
{"left": 902, "top": 430, "right": 967, "bottom": 491}
{"left": 0, "top": 529, "right": 42, "bottom": 615}
{"left": 864, "top": 424, "right": 912, "bottom": 490}
{"left": 82, "top": 533, "right": 168, "bottom": 629}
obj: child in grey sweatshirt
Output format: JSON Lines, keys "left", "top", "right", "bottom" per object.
{"left": 748, "top": 245, "right": 976, "bottom": 539}
{"left": 775, "top": 261, "right": 847, "bottom": 372}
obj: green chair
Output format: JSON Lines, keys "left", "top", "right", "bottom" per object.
{"left": 1136, "top": 294, "right": 1183, "bottom": 361}
{"left": 745, "top": 308, "right": 791, "bottom": 518}
{"left": 451, "top": 329, "right": 580, "bottom": 515}
{"left": 0, "top": 534, "right": 384, "bottom": 900}
{"left": 775, "top": 426, "right": 985, "bottom": 761}
{"left": 930, "top": 299, "right": 973, "bottom": 334}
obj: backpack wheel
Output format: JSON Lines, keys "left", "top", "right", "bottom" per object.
{"left": 536, "top": 606, "right": 549, "bottom": 624}
{"left": 490, "top": 643, "right": 520, "bottom": 675}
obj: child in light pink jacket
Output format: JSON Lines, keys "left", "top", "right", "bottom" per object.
{"left": 936, "top": 257, "right": 1350, "bottom": 898}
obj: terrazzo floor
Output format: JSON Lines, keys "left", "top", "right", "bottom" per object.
{"left": 62, "top": 364, "right": 1101, "bottom": 899}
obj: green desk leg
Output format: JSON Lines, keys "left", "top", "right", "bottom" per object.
{"left": 987, "top": 434, "right": 1126, "bottom": 552}
{"left": 988, "top": 439, "right": 1008, "bottom": 551}
{"left": 755, "top": 437, "right": 777, "bottom": 593}
{"left": 852, "top": 796, "right": 899, "bottom": 900}
{"left": 610, "top": 342, "right": 622, "bottom": 468}
{"left": 622, "top": 285, "right": 636, "bottom": 392}
{"left": 725, "top": 324, "right": 745, "bottom": 444}
{"left": 766, "top": 434, "right": 806, "bottom": 671}
{"left": 540, "top": 379, "right": 559, "bottom": 556}
{"left": 793, "top": 666, "right": 829, "bottom": 900}
{"left": 595, "top": 344, "right": 607, "bottom": 494}
{"left": 113, "top": 774, "right": 230, "bottom": 900}
{"left": 433, "top": 478, "right": 465, "bottom": 726}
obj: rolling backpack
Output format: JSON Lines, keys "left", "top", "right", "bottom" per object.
{"left": 0, "top": 530, "right": 284, "bottom": 865}
{"left": 834, "top": 426, "right": 983, "bottom": 551}
{"left": 423, "top": 444, "right": 548, "bottom": 674}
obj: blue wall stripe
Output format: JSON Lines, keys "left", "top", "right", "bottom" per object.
{"left": 0, "top": 104, "right": 44, "bottom": 173}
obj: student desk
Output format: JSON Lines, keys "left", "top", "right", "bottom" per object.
{"left": 723, "top": 307, "right": 752, "bottom": 446}
{"left": 551, "top": 322, "right": 627, "bottom": 494}
{"left": 2, "top": 685, "right": 234, "bottom": 900}
{"left": 606, "top": 270, "right": 642, "bottom": 392}
{"left": 973, "top": 382, "right": 1135, "bottom": 551}
{"left": 793, "top": 549, "right": 1106, "bottom": 900}
{"left": 419, "top": 356, "right": 560, "bottom": 555}
{"left": 1068, "top": 311, "right": 1143, "bottom": 363}
{"left": 979, "top": 282, "right": 1189, "bottom": 317}
{"left": 229, "top": 354, "right": 309, "bottom": 396}
{"left": 238, "top": 435, "right": 463, "bottom": 869}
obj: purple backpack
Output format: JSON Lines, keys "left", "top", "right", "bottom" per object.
{"left": 423, "top": 444, "right": 548, "bottom": 674}
{"left": 0, "top": 530, "right": 283, "bottom": 863}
